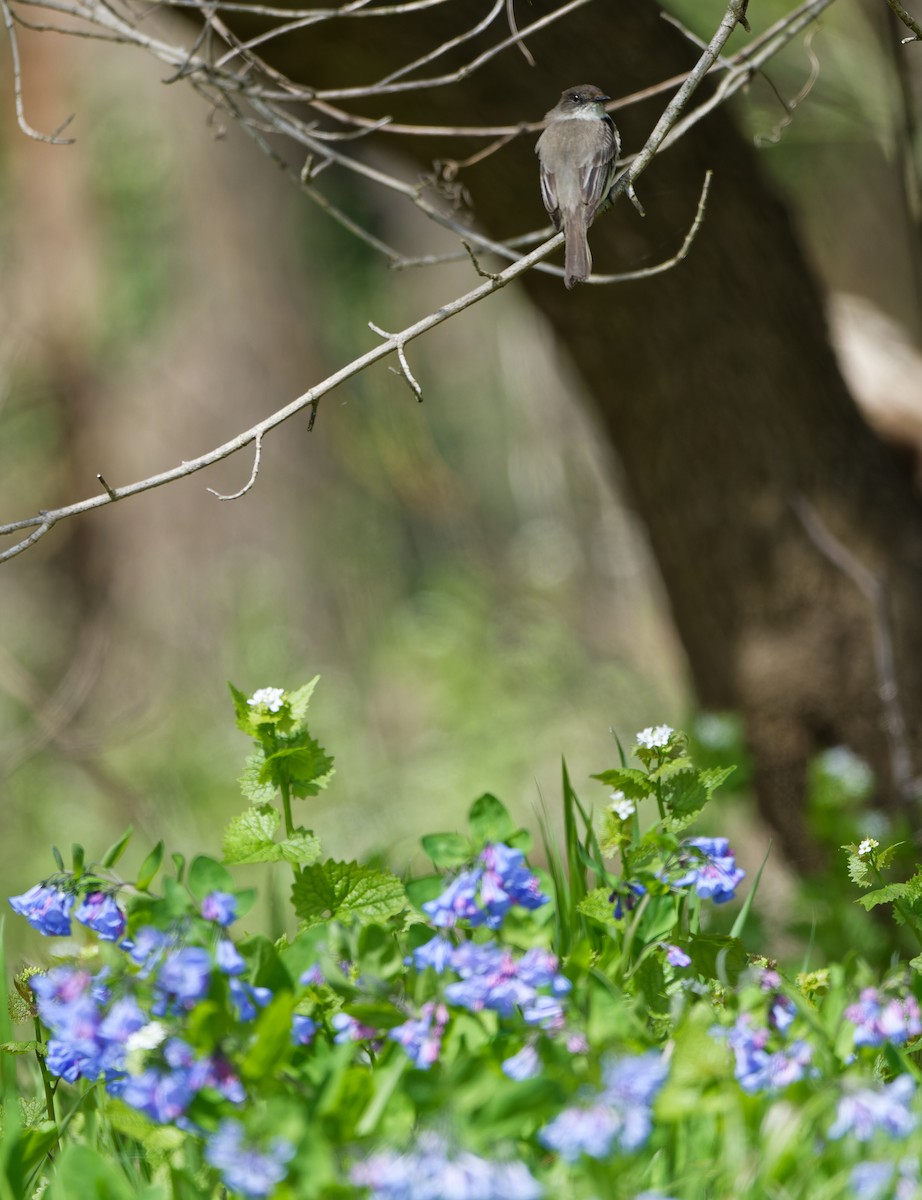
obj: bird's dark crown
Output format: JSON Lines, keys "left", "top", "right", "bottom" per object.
{"left": 560, "top": 84, "right": 610, "bottom": 106}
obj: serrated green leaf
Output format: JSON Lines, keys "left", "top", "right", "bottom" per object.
{"left": 660, "top": 769, "right": 708, "bottom": 827}
{"left": 136, "top": 841, "right": 165, "bottom": 892}
{"left": 222, "top": 806, "right": 322, "bottom": 865}
{"left": 239, "top": 751, "right": 277, "bottom": 803}
{"left": 591, "top": 768, "right": 652, "bottom": 800}
{"left": 687, "top": 934, "right": 747, "bottom": 984}
{"left": 229, "top": 681, "right": 256, "bottom": 733}
{"left": 291, "top": 861, "right": 407, "bottom": 927}
{"left": 635, "top": 953, "right": 669, "bottom": 1015}
{"left": 577, "top": 887, "right": 616, "bottom": 924}
{"left": 855, "top": 883, "right": 912, "bottom": 911}
{"left": 262, "top": 737, "right": 335, "bottom": 799}
{"left": 699, "top": 765, "right": 736, "bottom": 793}
{"left": 468, "top": 794, "right": 516, "bottom": 847}
{"left": 223, "top": 804, "right": 280, "bottom": 863}
{"left": 287, "top": 677, "right": 320, "bottom": 725}
{"left": 0, "top": 1040, "right": 42, "bottom": 1055}
{"left": 420, "top": 833, "right": 470, "bottom": 869}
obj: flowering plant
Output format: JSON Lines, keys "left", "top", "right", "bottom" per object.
{"left": 4, "top": 684, "right": 922, "bottom": 1199}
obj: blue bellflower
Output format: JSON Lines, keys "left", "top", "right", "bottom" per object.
{"left": 9, "top": 883, "right": 74, "bottom": 937}
{"left": 670, "top": 837, "right": 745, "bottom": 904}
{"left": 205, "top": 1119, "right": 295, "bottom": 1200}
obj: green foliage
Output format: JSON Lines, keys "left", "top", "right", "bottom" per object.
{"left": 5, "top": 687, "right": 922, "bottom": 1200}
{"left": 291, "top": 861, "right": 407, "bottom": 927}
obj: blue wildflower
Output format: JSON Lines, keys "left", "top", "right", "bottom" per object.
{"left": 292, "top": 1015, "right": 316, "bottom": 1045}
{"left": 422, "top": 868, "right": 483, "bottom": 928}
{"left": 443, "top": 941, "right": 569, "bottom": 1023}
{"left": 153, "top": 947, "right": 212, "bottom": 1015}
{"left": 851, "top": 1157, "right": 920, "bottom": 1200}
{"left": 502, "top": 1043, "right": 540, "bottom": 1081}
{"left": 228, "top": 978, "right": 272, "bottom": 1022}
{"left": 74, "top": 892, "right": 127, "bottom": 942}
{"left": 350, "top": 1131, "right": 542, "bottom": 1200}
{"left": 846, "top": 988, "right": 922, "bottom": 1049}
{"left": 9, "top": 883, "right": 74, "bottom": 937}
{"left": 665, "top": 944, "right": 691, "bottom": 968}
{"left": 539, "top": 1052, "right": 668, "bottom": 1161}
{"left": 332, "top": 1013, "right": 378, "bottom": 1043}
{"left": 714, "top": 1016, "right": 812, "bottom": 1094}
{"left": 121, "top": 926, "right": 171, "bottom": 975}
{"left": 205, "top": 1120, "right": 295, "bottom": 1200}
{"left": 215, "top": 939, "right": 246, "bottom": 976}
{"left": 388, "top": 1002, "right": 448, "bottom": 1069}
{"left": 539, "top": 1103, "right": 621, "bottom": 1161}
{"left": 670, "top": 837, "right": 745, "bottom": 904}
{"left": 610, "top": 881, "right": 646, "bottom": 921}
{"left": 828, "top": 1076, "right": 917, "bottom": 1141}
{"left": 201, "top": 891, "right": 238, "bottom": 927}
{"left": 410, "top": 934, "right": 455, "bottom": 974}
{"left": 479, "top": 843, "right": 548, "bottom": 924}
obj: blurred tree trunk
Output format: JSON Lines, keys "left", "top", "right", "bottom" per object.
{"left": 220, "top": 0, "right": 922, "bottom": 868}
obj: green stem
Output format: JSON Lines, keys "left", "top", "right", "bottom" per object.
{"left": 33, "top": 1016, "right": 57, "bottom": 1126}
{"left": 280, "top": 775, "right": 294, "bottom": 839}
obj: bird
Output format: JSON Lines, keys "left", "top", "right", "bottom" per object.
{"left": 535, "top": 84, "right": 620, "bottom": 289}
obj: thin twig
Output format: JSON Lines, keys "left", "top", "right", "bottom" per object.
{"left": 206, "top": 430, "right": 263, "bottom": 500}
{"left": 369, "top": 322, "right": 424, "bottom": 401}
{"left": 883, "top": 0, "right": 922, "bottom": 42}
{"left": 1, "top": 0, "right": 76, "bottom": 142}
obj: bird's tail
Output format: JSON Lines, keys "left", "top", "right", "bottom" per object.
{"left": 564, "top": 208, "right": 591, "bottom": 290}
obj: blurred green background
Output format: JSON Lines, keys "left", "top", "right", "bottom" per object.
{"left": 1, "top": 0, "right": 916, "bottom": 964}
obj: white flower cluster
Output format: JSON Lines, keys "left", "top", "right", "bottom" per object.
{"left": 609, "top": 791, "right": 636, "bottom": 821}
{"left": 247, "top": 687, "right": 286, "bottom": 713}
{"left": 636, "top": 724, "right": 674, "bottom": 750}
{"left": 857, "top": 837, "right": 879, "bottom": 858}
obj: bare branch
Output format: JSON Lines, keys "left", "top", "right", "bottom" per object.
{"left": 206, "top": 431, "right": 264, "bottom": 500}
{"left": 1, "top": 0, "right": 76, "bottom": 141}
{"left": 0, "top": 0, "right": 841, "bottom": 560}
{"left": 883, "top": 0, "right": 922, "bottom": 42}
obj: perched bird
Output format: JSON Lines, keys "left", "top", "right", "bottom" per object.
{"left": 535, "top": 84, "right": 620, "bottom": 289}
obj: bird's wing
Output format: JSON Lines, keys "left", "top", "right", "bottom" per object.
{"left": 538, "top": 165, "right": 562, "bottom": 232}
{"left": 581, "top": 115, "right": 618, "bottom": 224}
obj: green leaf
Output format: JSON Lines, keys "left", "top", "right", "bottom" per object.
{"left": 223, "top": 805, "right": 321, "bottom": 865}
{"left": 240, "top": 992, "right": 298, "bottom": 1082}
{"left": 660, "top": 769, "right": 708, "bottom": 828}
{"left": 239, "top": 751, "right": 277, "bottom": 804}
{"left": 287, "top": 677, "right": 320, "bottom": 725}
{"left": 70, "top": 844, "right": 85, "bottom": 875}
{"left": 291, "top": 861, "right": 407, "bottom": 927}
{"left": 576, "top": 887, "right": 616, "bottom": 924}
{"left": 591, "top": 768, "right": 652, "bottom": 800}
{"left": 46, "top": 1142, "right": 146, "bottom": 1200}
{"left": 687, "top": 934, "right": 747, "bottom": 984}
{"left": 0, "top": 1040, "right": 43, "bottom": 1056}
{"left": 262, "top": 738, "right": 335, "bottom": 799}
{"left": 187, "top": 855, "right": 235, "bottom": 901}
{"left": 100, "top": 828, "right": 133, "bottom": 870}
{"left": 229, "top": 681, "right": 258, "bottom": 733}
{"left": 855, "top": 883, "right": 912, "bottom": 912}
{"left": 224, "top": 804, "right": 279, "bottom": 859}
{"left": 635, "top": 953, "right": 669, "bottom": 1015}
{"left": 468, "top": 794, "right": 516, "bottom": 847}
{"left": 420, "top": 833, "right": 470, "bottom": 869}
{"left": 136, "top": 841, "right": 165, "bottom": 892}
